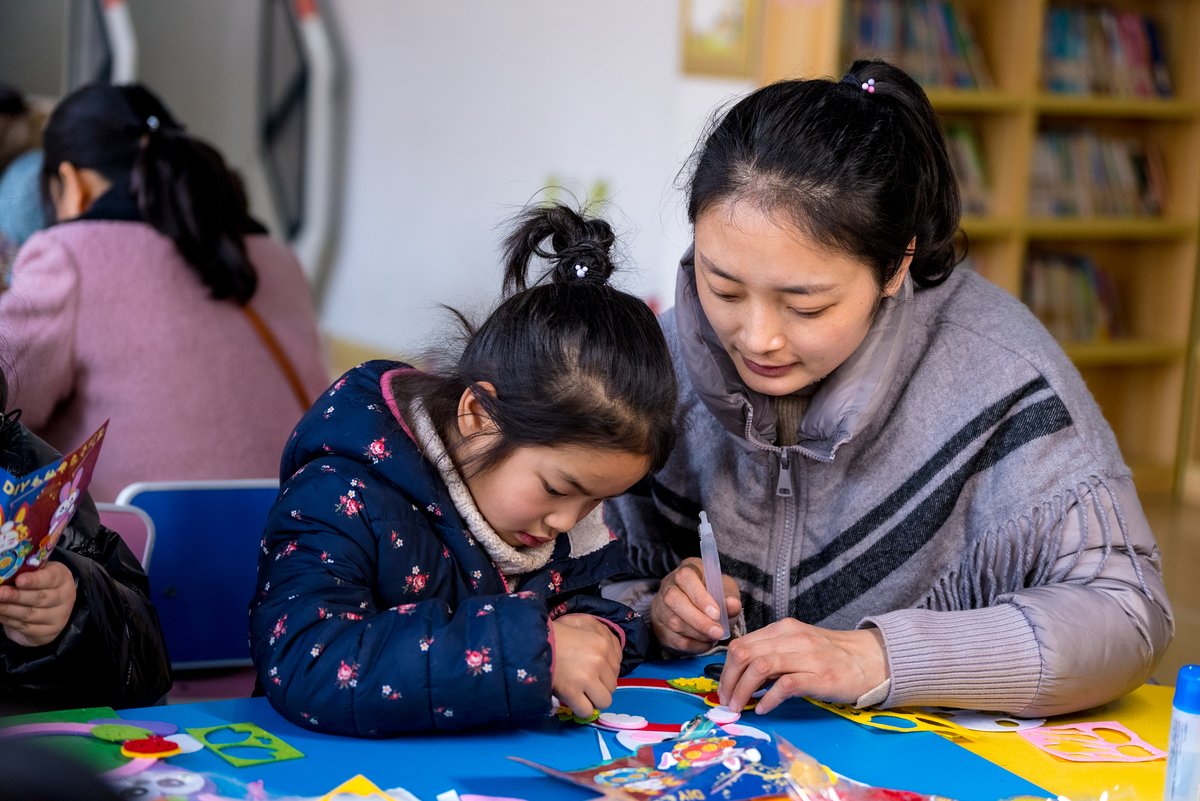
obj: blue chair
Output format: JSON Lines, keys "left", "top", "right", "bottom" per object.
{"left": 95, "top": 502, "right": 156, "bottom": 568}
{"left": 114, "top": 479, "right": 279, "bottom": 670}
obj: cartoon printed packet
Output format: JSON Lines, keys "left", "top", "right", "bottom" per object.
{"left": 513, "top": 731, "right": 798, "bottom": 801}
{"left": 0, "top": 420, "right": 107, "bottom": 584}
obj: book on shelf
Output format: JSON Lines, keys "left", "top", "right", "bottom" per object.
{"left": 1029, "top": 129, "right": 1165, "bottom": 218}
{"left": 944, "top": 122, "right": 989, "bottom": 216}
{"left": 1022, "top": 253, "right": 1121, "bottom": 344}
{"left": 844, "top": 0, "right": 992, "bottom": 89}
{"left": 1041, "top": 4, "right": 1172, "bottom": 99}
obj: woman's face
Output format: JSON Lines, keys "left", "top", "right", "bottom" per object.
{"left": 694, "top": 201, "right": 901, "bottom": 397}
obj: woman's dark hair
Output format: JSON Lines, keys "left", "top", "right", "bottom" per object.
{"left": 686, "top": 59, "right": 965, "bottom": 290}
{"left": 394, "top": 203, "right": 677, "bottom": 477}
{"left": 40, "top": 82, "right": 257, "bottom": 304}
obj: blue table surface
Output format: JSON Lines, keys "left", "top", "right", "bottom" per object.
{"left": 116, "top": 657, "right": 1048, "bottom": 801}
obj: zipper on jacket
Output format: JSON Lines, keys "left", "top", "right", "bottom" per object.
{"left": 774, "top": 452, "right": 795, "bottom": 622}
{"left": 776, "top": 452, "right": 793, "bottom": 497}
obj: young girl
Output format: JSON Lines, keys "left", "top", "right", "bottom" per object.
{"left": 606, "top": 59, "right": 1173, "bottom": 718}
{"left": 249, "top": 204, "right": 677, "bottom": 737}
{"left": 0, "top": 82, "right": 328, "bottom": 501}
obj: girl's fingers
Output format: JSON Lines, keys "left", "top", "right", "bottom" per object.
{"left": 585, "top": 683, "right": 614, "bottom": 712}
{"left": 561, "top": 689, "right": 594, "bottom": 720}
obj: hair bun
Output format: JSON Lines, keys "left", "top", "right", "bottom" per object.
{"left": 553, "top": 240, "right": 612, "bottom": 284}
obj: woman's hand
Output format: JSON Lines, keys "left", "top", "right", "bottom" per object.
{"left": 550, "top": 613, "right": 623, "bottom": 719}
{"left": 0, "top": 562, "right": 77, "bottom": 647}
{"left": 719, "top": 619, "right": 888, "bottom": 714}
{"left": 650, "top": 557, "right": 742, "bottom": 653}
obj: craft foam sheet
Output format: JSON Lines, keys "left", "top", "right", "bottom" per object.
{"left": 1017, "top": 721, "right": 1167, "bottom": 763}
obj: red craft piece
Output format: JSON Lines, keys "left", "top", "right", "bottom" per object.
{"left": 121, "top": 735, "right": 182, "bottom": 758}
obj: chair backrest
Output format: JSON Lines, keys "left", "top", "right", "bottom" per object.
{"left": 115, "top": 479, "right": 279, "bottom": 669}
{"left": 94, "top": 503, "right": 156, "bottom": 569}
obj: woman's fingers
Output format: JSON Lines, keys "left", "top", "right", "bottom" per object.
{"left": 719, "top": 622, "right": 889, "bottom": 712}
{"left": 653, "top": 559, "right": 725, "bottom": 641}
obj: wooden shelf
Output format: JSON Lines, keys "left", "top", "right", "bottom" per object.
{"left": 1035, "top": 94, "right": 1200, "bottom": 120}
{"left": 924, "top": 88, "right": 1026, "bottom": 113}
{"left": 1063, "top": 340, "right": 1184, "bottom": 367}
{"left": 1024, "top": 218, "right": 1197, "bottom": 240}
{"left": 758, "top": 0, "right": 1200, "bottom": 497}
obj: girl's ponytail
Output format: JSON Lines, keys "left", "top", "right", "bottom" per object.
{"left": 500, "top": 204, "right": 617, "bottom": 293}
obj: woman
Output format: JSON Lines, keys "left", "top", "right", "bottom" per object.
{"left": 605, "top": 60, "right": 1173, "bottom": 717}
{"left": 0, "top": 82, "right": 329, "bottom": 501}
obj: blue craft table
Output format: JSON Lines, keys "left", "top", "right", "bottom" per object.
{"left": 112, "top": 657, "right": 1048, "bottom": 801}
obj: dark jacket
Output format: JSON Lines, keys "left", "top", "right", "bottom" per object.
{"left": 249, "top": 361, "right": 648, "bottom": 737}
{"left": 0, "top": 417, "right": 171, "bottom": 712}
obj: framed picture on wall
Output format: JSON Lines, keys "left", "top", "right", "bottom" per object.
{"left": 680, "top": 0, "right": 762, "bottom": 78}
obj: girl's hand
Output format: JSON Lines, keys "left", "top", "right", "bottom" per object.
{"left": 718, "top": 619, "right": 888, "bottom": 714}
{"left": 650, "top": 557, "right": 742, "bottom": 653}
{"left": 0, "top": 562, "right": 77, "bottom": 647}
{"left": 550, "top": 614, "right": 622, "bottom": 719}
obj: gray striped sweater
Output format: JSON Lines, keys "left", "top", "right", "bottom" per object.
{"left": 605, "top": 259, "right": 1173, "bottom": 716}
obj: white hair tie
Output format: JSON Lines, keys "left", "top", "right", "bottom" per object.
{"left": 574, "top": 264, "right": 588, "bottom": 279}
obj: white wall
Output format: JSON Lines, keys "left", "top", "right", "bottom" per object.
{"left": 4, "top": 1, "right": 751, "bottom": 357}
{"left": 321, "top": 2, "right": 749, "bottom": 356}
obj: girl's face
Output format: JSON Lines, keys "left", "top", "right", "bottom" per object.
{"left": 460, "top": 442, "right": 650, "bottom": 549}
{"left": 694, "top": 201, "right": 905, "bottom": 397}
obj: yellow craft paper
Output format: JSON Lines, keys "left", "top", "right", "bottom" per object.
{"left": 805, "top": 698, "right": 976, "bottom": 741}
{"left": 954, "top": 684, "right": 1170, "bottom": 798}
{"left": 318, "top": 774, "right": 400, "bottom": 801}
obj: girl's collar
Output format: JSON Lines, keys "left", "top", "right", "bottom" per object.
{"left": 405, "top": 399, "right": 555, "bottom": 576}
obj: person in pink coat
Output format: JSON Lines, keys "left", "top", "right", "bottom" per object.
{"left": 0, "top": 83, "right": 329, "bottom": 502}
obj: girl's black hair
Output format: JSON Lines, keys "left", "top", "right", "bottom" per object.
{"left": 394, "top": 203, "right": 677, "bottom": 477}
{"left": 40, "top": 82, "right": 258, "bottom": 304}
{"left": 686, "top": 59, "right": 965, "bottom": 290}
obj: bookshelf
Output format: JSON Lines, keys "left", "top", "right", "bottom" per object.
{"left": 755, "top": 0, "right": 1200, "bottom": 498}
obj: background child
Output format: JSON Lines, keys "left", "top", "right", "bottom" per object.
{"left": 0, "top": 82, "right": 328, "bottom": 501}
{"left": 0, "top": 368, "right": 170, "bottom": 713}
{"left": 249, "top": 203, "right": 676, "bottom": 737}
{"left": 606, "top": 59, "right": 1173, "bottom": 718}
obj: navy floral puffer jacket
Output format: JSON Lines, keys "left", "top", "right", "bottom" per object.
{"left": 249, "top": 361, "right": 648, "bottom": 737}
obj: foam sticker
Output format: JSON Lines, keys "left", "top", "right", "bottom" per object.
{"left": 720, "top": 722, "right": 770, "bottom": 741}
{"left": 120, "top": 735, "right": 182, "bottom": 759}
{"left": 1017, "top": 721, "right": 1167, "bottom": 763}
{"left": 705, "top": 705, "right": 741, "bottom": 724}
{"left": 165, "top": 733, "right": 204, "bottom": 754}
{"left": 597, "top": 712, "right": 648, "bottom": 730}
{"left": 920, "top": 706, "right": 1045, "bottom": 732}
{"left": 90, "top": 724, "right": 153, "bottom": 743}
{"left": 89, "top": 718, "right": 178, "bottom": 736}
{"left": 665, "top": 677, "right": 717, "bottom": 694}
{"left": 615, "top": 729, "right": 675, "bottom": 752}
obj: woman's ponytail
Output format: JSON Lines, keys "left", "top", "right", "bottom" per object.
{"left": 131, "top": 126, "right": 257, "bottom": 304}
{"left": 40, "top": 83, "right": 259, "bottom": 305}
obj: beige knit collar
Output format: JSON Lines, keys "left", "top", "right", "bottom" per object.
{"left": 407, "top": 401, "right": 555, "bottom": 576}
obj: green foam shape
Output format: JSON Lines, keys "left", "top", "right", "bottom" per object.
{"left": 185, "top": 723, "right": 303, "bottom": 768}
{"left": 90, "top": 724, "right": 152, "bottom": 743}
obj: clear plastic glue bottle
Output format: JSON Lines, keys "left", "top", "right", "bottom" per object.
{"left": 1165, "top": 664, "right": 1200, "bottom": 801}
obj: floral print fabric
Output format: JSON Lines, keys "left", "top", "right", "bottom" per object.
{"left": 248, "top": 361, "right": 647, "bottom": 737}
